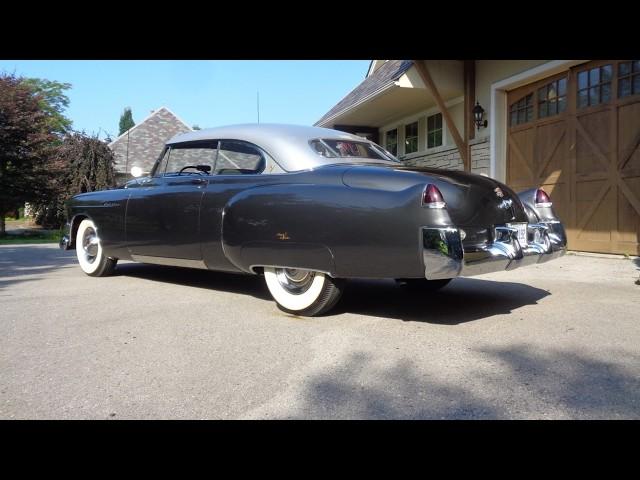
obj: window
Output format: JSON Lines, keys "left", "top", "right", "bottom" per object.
{"left": 577, "top": 64, "right": 612, "bottom": 108}
{"left": 385, "top": 129, "right": 398, "bottom": 156}
{"left": 405, "top": 122, "right": 418, "bottom": 154}
{"left": 618, "top": 61, "right": 640, "bottom": 98}
{"left": 310, "top": 139, "right": 393, "bottom": 161}
{"left": 509, "top": 94, "right": 533, "bottom": 126}
{"left": 156, "top": 142, "right": 218, "bottom": 176}
{"left": 538, "top": 77, "right": 567, "bottom": 118}
{"left": 427, "top": 113, "right": 443, "bottom": 148}
{"left": 216, "top": 141, "right": 265, "bottom": 175}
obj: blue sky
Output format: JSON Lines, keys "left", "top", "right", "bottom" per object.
{"left": 0, "top": 60, "right": 370, "bottom": 140}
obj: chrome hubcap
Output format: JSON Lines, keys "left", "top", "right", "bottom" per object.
{"left": 275, "top": 268, "right": 315, "bottom": 294}
{"left": 82, "top": 227, "right": 99, "bottom": 264}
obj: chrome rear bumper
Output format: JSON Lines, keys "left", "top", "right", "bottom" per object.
{"left": 422, "top": 222, "right": 566, "bottom": 279}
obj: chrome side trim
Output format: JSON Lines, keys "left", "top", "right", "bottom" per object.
{"left": 249, "top": 264, "right": 333, "bottom": 277}
{"left": 131, "top": 255, "right": 208, "bottom": 270}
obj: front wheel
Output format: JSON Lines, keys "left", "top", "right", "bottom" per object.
{"left": 263, "top": 267, "right": 344, "bottom": 316}
{"left": 75, "top": 219, "right": 117, "bottom": 277}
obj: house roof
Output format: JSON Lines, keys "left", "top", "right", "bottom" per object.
{"left": 108, "top": 106, "right": 192, "bottom": 174}
{"left": 108, "top": 106, "right": 191, "bottom": 147}
{"left": 315, "top": 60, "right": 413, "bottom": 127}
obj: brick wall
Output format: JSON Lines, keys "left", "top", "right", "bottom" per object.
{"left": 402, "top": 137, "right": 490, "bottom": 176}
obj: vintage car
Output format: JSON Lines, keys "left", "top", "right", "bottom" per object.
{"left": 60, "top": 124, "right": 567, "bottom": 316}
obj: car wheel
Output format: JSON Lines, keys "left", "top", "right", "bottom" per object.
{"left": 397, "top": 278, "right": 452, "bottom": 291}
{"left": 75, "top": 219, "right": 117, "bottom": 277}
{"left": 263, "top": 267, "right": 344, "bottom": 316}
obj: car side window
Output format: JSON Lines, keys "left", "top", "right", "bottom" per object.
{"left": 156, "top": 142, "right": 219, "bottom": 176}
{"left": 215, "top": 141, "right": 265, "bottom": 175}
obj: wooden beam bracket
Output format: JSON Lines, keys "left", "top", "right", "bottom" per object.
{"left": 413, "top": 60, "right": 470, "bottom": 171}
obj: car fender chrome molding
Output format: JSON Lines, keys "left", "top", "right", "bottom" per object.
{"left": 422, "top": 223, "right": 567, "bottom": 279}
{"left": 131, "top": 255, "right": 208, "bottom": 270}
{"left": 249, "top": 264, "right": 334, "bottom": 277}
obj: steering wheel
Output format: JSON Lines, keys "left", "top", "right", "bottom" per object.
{"left": 179, "top": 165, "right": 205, "bottom": 175}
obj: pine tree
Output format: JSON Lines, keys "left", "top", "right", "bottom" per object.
{"left": 118, "top": 107, "right": 135, "bottom": 136}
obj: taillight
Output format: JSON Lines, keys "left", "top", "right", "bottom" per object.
{"left": 423, "top": 184, "right": 446, "bottom": 208}
{"left": 535, "top": 188, "right": 552, "bottom": 208}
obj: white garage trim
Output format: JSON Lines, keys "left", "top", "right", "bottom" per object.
{"left": 489, "top": 60, "right": 589, "bottom": 182}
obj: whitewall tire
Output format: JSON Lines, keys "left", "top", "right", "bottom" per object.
{"left": 75, "top": 219, "right": 117, "bottom": 277}
{"left": 263, "top": 267, "right": 344, "bottom": 316}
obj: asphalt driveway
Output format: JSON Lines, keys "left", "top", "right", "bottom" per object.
{"left": 1, "top": 244, "right": 638, "bottom": 419}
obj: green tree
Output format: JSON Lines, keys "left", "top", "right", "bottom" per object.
{"left": 21, "top": 78, "right": 72, "bottom": 136}
{"left": 119, "top": 107, "right": 135, "bottom": 136}
{"left": 192, "top": 124, "right": 201, "bottom": 130}
{"left": 0, "top": 74, "right": 57, "bottom": 235}
{"left": 32, "top": 132, "right": 117, "bottom": 228}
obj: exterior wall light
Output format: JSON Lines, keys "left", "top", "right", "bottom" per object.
{"left": 473, "top": 101, "right": 488, "bottom": 129}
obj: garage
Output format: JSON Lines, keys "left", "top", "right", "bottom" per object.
{"left": 507, "top": 60, "right": 640, "bottom": 255}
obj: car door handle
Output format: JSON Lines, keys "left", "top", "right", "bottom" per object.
{"left": 190, "top": 178, "right": 207, "bottom": 185}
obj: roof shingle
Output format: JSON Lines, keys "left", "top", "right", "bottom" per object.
{"left": 315, "top": 60, "right": 413, "bottom": 126}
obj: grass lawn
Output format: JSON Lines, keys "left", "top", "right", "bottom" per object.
{"left": 0, "top": 231, "right": 61, "bottom": 245}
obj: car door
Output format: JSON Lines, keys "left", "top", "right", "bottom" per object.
{"left": 125, "top": 141, "right": 218, "bottom": 261}
{"left": 200, "top": 140, "right": 270, "bottom": 271}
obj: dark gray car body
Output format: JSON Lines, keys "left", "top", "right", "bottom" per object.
{"left": 60, "top": 124, "right": 566, "bottom": 279}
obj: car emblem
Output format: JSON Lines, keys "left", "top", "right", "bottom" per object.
{"left": 494, "top": 187, "right": 504, "bottom": 198}
{"left": 276, "top": 232, "right": 290, "bottom": 240}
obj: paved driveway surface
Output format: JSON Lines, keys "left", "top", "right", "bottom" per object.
{"left": 1, "top": 244, "right": 638, "bottom": 419}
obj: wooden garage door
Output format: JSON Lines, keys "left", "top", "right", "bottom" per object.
{"left": 507, "top": 60, "right": 640, "bottom": 255}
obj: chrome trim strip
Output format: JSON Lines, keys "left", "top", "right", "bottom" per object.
{"left": 131, "top": 255, "right": 208, "bottom": 270}
{"left": 249, "top": 264, "right": 333, "bottom": 277}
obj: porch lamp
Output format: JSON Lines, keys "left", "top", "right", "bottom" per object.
{"left": 473, "top": 101, "right": 488, "bottom": 129}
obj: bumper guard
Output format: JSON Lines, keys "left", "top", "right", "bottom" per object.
{"left": 422, "top": 222, "right": 566, "bottom": 279}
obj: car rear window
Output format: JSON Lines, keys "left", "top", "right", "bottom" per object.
{"left": 309, "top": 139, "right": 395, "bottom": 161}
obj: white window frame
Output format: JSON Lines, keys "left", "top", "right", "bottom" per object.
{"left": 385, "top": 128, "right": 398, "bottom": 156}
{"left": 404, "top": 121, "right": 419, "bottom": 155}
{"left": 426, "top": 112, "right": 444, "bottom": 150}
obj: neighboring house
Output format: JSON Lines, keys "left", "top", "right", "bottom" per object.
{"left": 316, "top": 60, "right": 640, "bottom": 256}
{"left": 108, "top": 106, "right": 192, "bottom": 182}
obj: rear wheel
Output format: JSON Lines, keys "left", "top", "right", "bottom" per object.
{"left": 397, "top": 278, "right": 452, "bottom": 292}
{"left": 263, "top": 267, "right": 344, "bottom": 316}
{"left": 75, "top": 219, "right": 117, "bottom": 277}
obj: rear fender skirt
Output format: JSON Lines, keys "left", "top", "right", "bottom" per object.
{"left": 220, "top": 184, "right": 340, "bottom": 275}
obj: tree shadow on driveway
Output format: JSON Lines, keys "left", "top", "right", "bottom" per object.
{"left": 333, "top": 277, "right": 550, "bottom": 325}
{"left": 291, "top": 346, "right": 640, "bottom": 419}
{"left": 0, "top": 245, "right": 76, "bottom": 291}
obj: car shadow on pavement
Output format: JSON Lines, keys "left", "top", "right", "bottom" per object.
{"left": 0, "top": 245, "right": 77, "bottom": 290}
{"left": 290, "top": 346, "right": 640, "bottom": 419}
{"left": 114, "top": 262, "right": 548, "bottom": 325}
{"left": 113, "top": 262, "right": 274, "bottom": 301}
{"left": 332, "top": 277, "right": 550, "bottom": 325}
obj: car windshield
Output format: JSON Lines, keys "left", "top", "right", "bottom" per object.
{"left": 310, "top": 139, "right": 399, "bottom": 162}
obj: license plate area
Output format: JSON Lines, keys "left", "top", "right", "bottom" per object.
{"left": 506, "top": 222, "right": 528, "bottom": 245}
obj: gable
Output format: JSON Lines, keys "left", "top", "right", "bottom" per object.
{"left": 109, "top": 107, "right": 192, "bottom": 174}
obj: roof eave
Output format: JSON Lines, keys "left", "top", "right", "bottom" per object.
{"left": 315, "top": 81, "right": 398, "bottom": 128}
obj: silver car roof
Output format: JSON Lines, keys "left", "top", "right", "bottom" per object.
{"left": 165, "top": 123, "right": 397, "bottom": 172}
